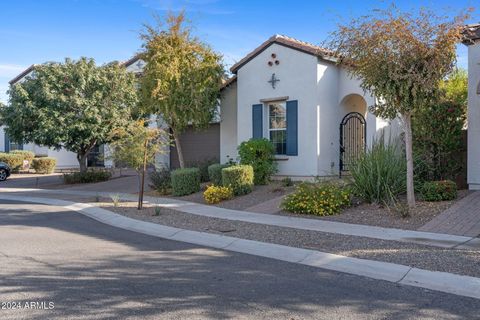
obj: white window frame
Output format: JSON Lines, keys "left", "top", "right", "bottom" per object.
{"left": 266, "top": 101, "right": 287, "bottom": 155}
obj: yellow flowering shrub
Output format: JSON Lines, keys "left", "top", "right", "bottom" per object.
{"left": 203, "top": 185, "right": 234, "bottom": 204}
{"left": 281, "top": 182, "right": 351, "bottom": 216}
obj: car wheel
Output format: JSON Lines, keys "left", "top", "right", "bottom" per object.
{"left": 0, "top": 169, "right": 7, "bottom": 181}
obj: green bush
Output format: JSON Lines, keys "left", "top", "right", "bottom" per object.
{"left": 63, "top": 170, "right": 111, "bottom": 184}
{"left": 281, "top": 182, "right": 351, "bottom": 216}
{"left": 208, "top": 163, "right": 229, "bottom": 186}
{"left": 421, "top": 180, "right": 457, "bottom": 201}
{"left": 413, "top": 99, "right": 466, "bottom": 181}
{"left": 238, "top": 138, "right": 277, "bottom": 185}
{"left": 171, "top": 168, "right": 200, "bottom": 196}
{"left": 0, "top": 153, "right": 24, "bottom": 172}
{"left": 149, "top": 168, "right": 171, "bottom": 195}
{"left": 31, "top": 157, "right": 57, "bottom": 174}
{"left": 187, "top": 158, "right": 218, "bottom": 183}
{"left": 350, "top": 136, "right": 406, "bottom": 205}
{"left": 282, "top": 177, "right": 293, "bottom": 187}
{"left": 221, "top": 165, "right": 254, "bottom": 195}
{"left": 10, "top": 150, "right": 35, "bottom": 162}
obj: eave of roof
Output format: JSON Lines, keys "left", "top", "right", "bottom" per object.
{"left": 122, "top": 54, "right": 142, "bottom": 67}
{"left": 9, "top": 64, "right": 36, "bottom": 85}
{"left": 220, "top": 75, "right": 237, "bottom": 90}
{"left": 462, "top": 23, "right": 480, "bottom": 45}
{"left": 230, "top": 34, "right": 336, "bottom": 74}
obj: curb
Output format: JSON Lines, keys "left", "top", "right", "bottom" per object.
{"left": 1, "top": 187, "right": 477, "bottom": 249}
{"left": 1, "top": 194, "right": 480, "bottom": 300}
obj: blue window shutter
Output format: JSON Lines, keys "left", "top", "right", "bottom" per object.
{"left": 252, "top": 104, "right": 263, "bottom": 139}
{"left": 286, "top": 100, "right": 298, "bottom": 156}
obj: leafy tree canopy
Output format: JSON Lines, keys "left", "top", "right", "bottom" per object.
{"left": 139, "top": 12, "right": 224, "bottom": 168}
{"left": 440, "top": 68, "right": 468, "bottom": 107}
{"left": 1, "top": 57, "right": 138, "bottom": 172}
{"left": 328, "top": 6, "right": 470, "bottom": 208}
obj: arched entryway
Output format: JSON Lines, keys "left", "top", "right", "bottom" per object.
{"left": 339, "top": 94, "right": 367, "bottom": 175}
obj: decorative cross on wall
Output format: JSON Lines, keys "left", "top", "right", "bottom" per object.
{"left": 136, "top": 60, "right": 144, "bottom": 69}
{"left": 268, "top": 73, "right": 280, "bottom": 89}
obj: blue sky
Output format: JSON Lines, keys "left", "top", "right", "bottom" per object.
{"left": 0, "top": 0, "right": 478, "bottom": 103}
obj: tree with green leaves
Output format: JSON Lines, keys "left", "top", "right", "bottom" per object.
{"left": 329, "top": 7, "right": 469, "bottom": 208}
{"left": 412, "top": 68, "right": 468, "bottom": 183}
{"left": 440, "top": 68, "right": 468, "bottom": 107}
{"left": 109, "top": 119, "right": 168, "bottom": 209}
{"left": 139, "top": 12, "right": 224, "bottom": 168}
{"left": 1, "top": 58, "right": 138, "bottom": 172}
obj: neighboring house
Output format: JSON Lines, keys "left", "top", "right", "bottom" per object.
{"left": 220, "top": 35, "right": 399, "bottom": 178}
{"left": 0, "top": 56, "right": 220, "bottom": 170}
{"left": 1, "top": 65, "right": 92, "bottom": 169}
{"left": 464, "top": 24, "right": 480, "bottom": 190}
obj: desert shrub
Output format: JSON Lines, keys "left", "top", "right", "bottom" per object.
{"left": 203, "top": 185, "right": 234, "bottom": 204}
{"left": 421, "top": 180, "right": 457, "bottom": 201}
{"left": 63, "top": 170, "right": 111, "bottom": 184}
{"left": 281, "top": 177, "right": 293, "bottom": 187}
{"left": 0, "top": 153, "right": 24, "bottom": 172}
{"left": 221, "top": 165, "right": 254, "bottom": 196}
{"left": 208, "top": 163, "right": 229, "bottom": 186}
{"left": 238, "top": 138, "right": 277, "bottom": 185}
{"left": 281, "top": 182, "right": 351, "bottom": 216}
{"left": 187, "top": 158, "right": 218, "bottom": 182}
{"left": 149, "top": 168, "right": 171, "bottom": 195}
{"left": 171, "top": 168, "right": 200, "bottom": 196}
{"left": 31, "top": 157, "right": 57, "bottom": 174}
{"left": 350, "top": 137, "right": 406, "bottom": 205}
{"left": 10, "top": 150, "right": 35, "bottom": 162}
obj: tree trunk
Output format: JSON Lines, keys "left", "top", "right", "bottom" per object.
{"left": 403, "top": 113, "right": 416, "bottom": 209}
{"left": 77, "top": 153, "right": 88, "bottom": 173}
{"left": 172, "top": 130, "right": 185, "bottom": 169}
{"left": 138, "top": 139, "right": 148, "bottom": 210}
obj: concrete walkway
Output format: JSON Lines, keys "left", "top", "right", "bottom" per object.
{"left": 419, "top": 191, "right": 480, "bottom": 237}
{"left": 2, "top": 187, "right": 480, "bottom": 250}
{"left": 245, "top": 194, "right": 285, "bottom": 214}
{"left": 2, "top": 193, "right": 480, "bottom": 301}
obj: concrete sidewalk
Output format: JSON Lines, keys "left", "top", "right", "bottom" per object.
{"left": 2, "top": 187, "right": 479, "bottom": 250}
{"left": 1, "top": 193, "right": 480, "bottom": 301}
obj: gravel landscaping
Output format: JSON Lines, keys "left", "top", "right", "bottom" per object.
{"left": 146, "top": 181, "right": 295, "bottom": 210}
{"left": 146, "top": 180, "right": 470, "bottom": 230}
{"left": 277, "top": 189, "right": 471, "bottom": 231}
{"left": 99, "top": 201, "right": 480, "bottom": 278}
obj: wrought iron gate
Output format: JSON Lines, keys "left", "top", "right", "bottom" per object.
{"left": 339, "top": 112, "right": 366, "bottom": 175}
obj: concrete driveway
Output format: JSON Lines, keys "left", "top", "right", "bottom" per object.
{"left": 0, "top": 173, "right": 64, "bottom": 188}
{"left": 0, "top": 200, "right": 479, "bottom": 320}
{"left": 1, "top": 170, "right": 145, "bottom": 194}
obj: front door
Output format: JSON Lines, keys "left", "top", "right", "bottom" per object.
{"left": 339, "top": 112, "right": 366, "bottom": 175}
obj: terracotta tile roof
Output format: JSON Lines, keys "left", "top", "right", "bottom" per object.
{"left": 230, "top": 34, "right": 335, "bottom": 73}
{"left": 122, "top": 54, "right": 142, "bottom": 67}
{"left": 462, "top": 23, "right": 480, "bottom": 45}
{"left": 220, "top": 75, "right": 237, "bottom": 90}
{"left": 8, "top": 64, "right": 36, "bottom": 85}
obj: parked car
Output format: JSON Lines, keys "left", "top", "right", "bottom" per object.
{"left": 0, "top": 162, "right": 11, "bottom": 181}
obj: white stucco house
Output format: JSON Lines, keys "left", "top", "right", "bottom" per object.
{"left": 220, "top": 35, "right": 397, "bottom": 178}
{"left": 464, "top": 24, "right": 480, "bottom": 190}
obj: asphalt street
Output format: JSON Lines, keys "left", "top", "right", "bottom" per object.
{"left": 0, "top": 199, "right": 479, "bottom": 320}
